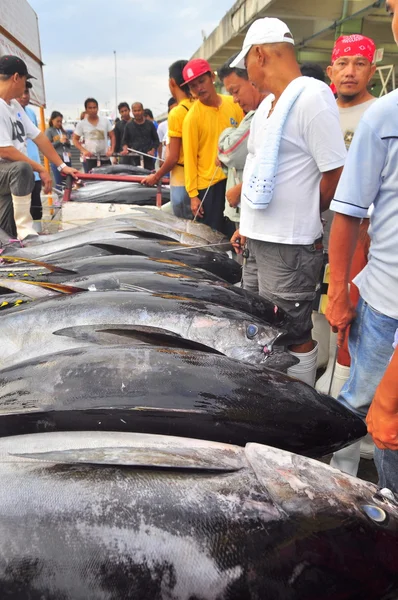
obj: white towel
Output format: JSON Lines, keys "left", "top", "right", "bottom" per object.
{"left": 243, "top": 76, "right": 308, "bottom": 210}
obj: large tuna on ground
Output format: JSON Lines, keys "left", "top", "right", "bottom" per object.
{"left": 0, "top": 431, "right": 396, "bottom": 599}
{"left": 0, "top": 345, "right": 365, "bottom": 456}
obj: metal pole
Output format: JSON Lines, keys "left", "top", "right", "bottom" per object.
{"left": 114, "top": 50, "right": 118, "bottom": 119}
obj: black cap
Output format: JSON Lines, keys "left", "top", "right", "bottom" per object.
{"left": 0, "top": 55, "right": 36, "bottom": 80}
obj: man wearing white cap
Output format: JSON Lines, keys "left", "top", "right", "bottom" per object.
{"left": 230, "top": 18, "right": 346, "bottom": 386}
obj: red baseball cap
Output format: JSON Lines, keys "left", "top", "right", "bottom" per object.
{"left": 182, "top": 59, "right": 212, "bottom": 86}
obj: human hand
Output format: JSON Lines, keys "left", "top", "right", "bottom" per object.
{"left": 325, "top": 288, "right": 356, "bottom": 347}
{"left": 215, "top": 158, "right": 222, "bottom": 168}
{"left": 106, "top": 147, "right": 113, "bottom": 157}
{"left": 60, "top": 165, "right": 80, "bottom": 179}
{"left": 121, "top": 148, "right": 129, "bottom": 156}
{"left": 191, "top": 197, "right": 204, "bottom": 218}
{"left": 39, "top": 170, "right": 53, "bottom": 194}
{"left": 141, "top": 174, "right": 159, "bottom": 187}
{"left": 82, "top": 149, "right": 92, "bottom": 158}
{"left": 148, "top": 149, "right": 155, "bottom": 157}
{"left": 226, "top": 184, "right": 241, "bottom": 208}
{"left": 367, "top": 393, "right": 398, "bottom": 451}
{"left": 60, "top": 134, "right": 68, "bottom": 144}
{"left": 231, "top": 229, "right": 246, "bottom": 254}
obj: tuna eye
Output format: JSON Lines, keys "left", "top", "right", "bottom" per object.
{"left": 362, "top": 505, "right": 387, "bottom": 523}
{"left": 247, "top": 324, "right": 259, "bottom": 339}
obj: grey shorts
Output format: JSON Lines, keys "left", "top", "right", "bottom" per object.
{"left": 243, "top": 238, "right": 324, "bottom": 346}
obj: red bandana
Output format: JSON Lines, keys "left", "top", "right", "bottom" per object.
{"left": 332, "top": 35, "right": 376, "bottom": 64}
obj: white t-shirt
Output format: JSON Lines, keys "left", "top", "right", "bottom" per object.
{"left": 74, "top": 116, "right": 112, "bottom": 155}
{"left": 0, "top": 99, "right": 40, "bottom": 161}
{"left": 240, "top": 78, "right": 347, "bottom": 245}
{"left": 157, "top": 120, "right": 168, "bottom": 144}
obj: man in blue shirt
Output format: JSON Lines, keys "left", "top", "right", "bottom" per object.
{"left": 16, "top": 81, "right": 43, "bottom": 231}
{"left": 326, "top": 0, "right": 398, "bottom": 492}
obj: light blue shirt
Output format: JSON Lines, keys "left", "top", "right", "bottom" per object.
{"left": 24, "top": 106, "right": 41, "bottom": 182}
{"left": 330, "top": 89, "right": 398, "bottom": 319}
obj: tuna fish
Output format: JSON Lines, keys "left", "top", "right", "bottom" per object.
{"left": 0, "top": 431, "right": 396, "bottom": 599}
{"left": 70, "top": 180, "right": 170, "bottom": 205}
{"left": 0, "top": 271, "right": 285, "bottom": 325}
{"left": 0, "top": 291, "right": 291, "bottom": 370}
{"left": 1, "top": 239, "right": 242, "bottom": 283}
{"left": 0, "top": 345, "right": 365, "bottom": 456}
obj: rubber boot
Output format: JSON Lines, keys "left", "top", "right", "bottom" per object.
{"left": 315, "top": 331, "right": 338, "bottom": 393}
{"left": 12, "top": 194, "right": 38, "bottom": 240}
{"left": 360, "top": 433, "right": 375, "bottom": 460}
{"left": 330, "top": 362, "right": 351, "bottom": 398}
{"left": 287, "top": 342, "right": 318, "bottom": 387}
{"left": 330, "top": 439, "right": 361, "bottom": 477}
{"left": 312, "top": 312, "right": 330, "bottom": 368}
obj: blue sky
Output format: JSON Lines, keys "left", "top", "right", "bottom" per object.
{"left": 29, "top": 0, "right": 234, "bottom": 120}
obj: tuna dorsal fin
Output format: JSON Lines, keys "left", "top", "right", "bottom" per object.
{"left": 0, "top": 256, "right": 77, "bottom": 274}
{"left": 53, "top": 324, "right": 222, "bottom": 354}
{"left": 11, "top": 444, "right": 245, "bottom": 471}
{"left": 0, "top": 279, "right": 85, "bottom": 299}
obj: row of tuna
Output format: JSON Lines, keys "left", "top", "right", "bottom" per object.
{"left": 0, "top": 206, "right": 396, "bottom": 599}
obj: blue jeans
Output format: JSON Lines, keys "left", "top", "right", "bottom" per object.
{"left": 338, "top": 297, "right": 398, "bottom": 418}
{"left": 338, "top": 297, "right": 398, "bottom": 490}
{"left": 170, "top": 185, "right": 192, "bottom": 220}
{"left": 375, "top": 448, "right": 398, "bottom": 494}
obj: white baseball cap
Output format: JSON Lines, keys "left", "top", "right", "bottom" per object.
{"left": 230, "top": 18, "right": 295, "bottom": 69}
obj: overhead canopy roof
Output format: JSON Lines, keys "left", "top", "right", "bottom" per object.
{"left": 192, "top": 0, "right": 394, "bottom": 71}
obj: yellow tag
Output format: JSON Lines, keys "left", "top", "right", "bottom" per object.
{"left": 14, "top": 300, "right": 23, "bottom": 305}
{"left": 7, "top": 273, "right": 14, "bottom": 277}
{"left": 0, "top": 301, "right": 9, "bottom": 308}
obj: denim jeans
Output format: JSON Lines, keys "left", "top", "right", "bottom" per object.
{"left": 170, "top": 185, "right": 192, "bottom": 220}
{"left": 375, "top": 448, "right": 398, "bottom": 494}
{"left": 331, "top": 297, "right": 398, "bottom": 485}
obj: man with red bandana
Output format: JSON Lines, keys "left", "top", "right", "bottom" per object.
{"left": 325, "top": 0, "right": 398, "bottom": 492}
{"left": 319, "top": 35, "right": 378, "bottom": 476}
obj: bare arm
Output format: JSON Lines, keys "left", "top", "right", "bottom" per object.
{"left": 367, "top": 347, "right": 398, "bottom": 450}
{"left": 0, "top": 145, "right": 45, "bottom": 173}
{"left": 325, "top": 213, "right": 361, "bottom": 346}
{"left": 142, "top": 137, "right": 181, "bottom": 186}
{"left": 320, "top": 167, "right": 343, "bottom": 212}
{"left": 108, "top": 130, "right": 115, "bottom": 155}
{"left": 72, "top": 133, "right": 90, "bottom": 156}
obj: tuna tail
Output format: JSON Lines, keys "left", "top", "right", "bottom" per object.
{"left": 53, "top": 324, "right": 224, "bottom": 354}
{"left": 0, "top": 256, "right": 77, "bottom": 274}
{"left": 0, "top": 280, "right": 85, "bottom": 299}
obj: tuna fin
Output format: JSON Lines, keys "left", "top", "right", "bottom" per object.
{"left": 115, "top": 229, "right": 177, "bottom": 242}
{"left": 53, "top": 324, "right": 222, "bottom": 354}
{"left": 11, "top": 439, "right": 245, "bottom": 471}
{"left": 0, "top": 279, "right": 85, "bottom": 298}
{"left": 0, "top": 256, "right": 77, "bottom": 274}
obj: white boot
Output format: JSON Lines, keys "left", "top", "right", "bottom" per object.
{"left": 330, "top": 439, "right": 361, "bottom": 477}
{"left": 360, "top": 433, "right": 375, "bottom": 460}
{"left": 312, "top": 312, "right": 330, "bottom": 368}
{"left": 12, "top": 194, "right": 38, "bottom": 240}
{"left": 330, "top": 362, "right": 351, "bottom": 398}
{"left": 315, "top": 331, "right": 338, "bottom": 393}
{"left": 287, "top": 342, "right": 318, "bottom": 387}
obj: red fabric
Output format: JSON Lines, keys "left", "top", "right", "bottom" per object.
{"left": 183, "top": 59, "right": 212, "bottom": 86}
{"left": 338, "top": 220, "right": 371, "bottom": 366}
{"left": 332, "top": 35, "right": 376, "bottom": 64}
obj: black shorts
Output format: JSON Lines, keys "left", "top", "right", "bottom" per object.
{"left": 243, "top": 238, "right": 324, "bottom": 346}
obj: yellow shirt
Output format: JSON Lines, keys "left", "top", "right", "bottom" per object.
{"left": 182, "top": 95, "right": 243, "bottom": 198}
{"left": 168, "top": 98, "right": 195, "bottom": 187}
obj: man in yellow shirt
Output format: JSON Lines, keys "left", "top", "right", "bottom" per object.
{"left": 182, "top": 59, "right": 243, "bottom": 233}
{"left": 141, "top": 60, "right": 194, "bottom": 219}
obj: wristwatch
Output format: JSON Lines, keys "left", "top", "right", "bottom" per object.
{"left": 57, "top": 162, "right": 67, "bottom": 172}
